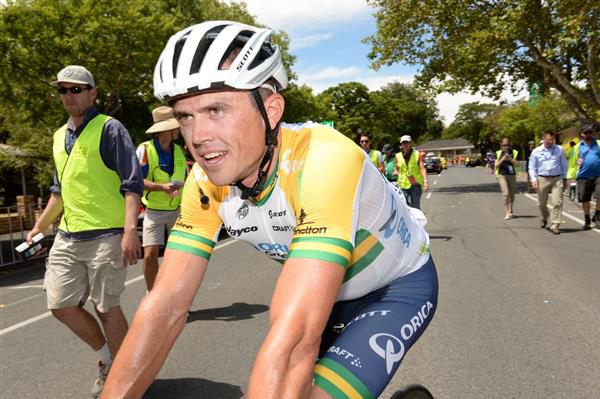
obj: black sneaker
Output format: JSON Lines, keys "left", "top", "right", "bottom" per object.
{"left": 583, "top": 223, "right": 592, "bottom": 231}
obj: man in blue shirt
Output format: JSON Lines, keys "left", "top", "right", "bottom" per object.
{"left": 575, "top": 122, "right": 600, "bottom": 230}
{"left": 529, "top": 131, "right": 568, "bottom": 234}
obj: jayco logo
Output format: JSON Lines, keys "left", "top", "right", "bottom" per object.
{"left": 379, "top": 194, "right": 411, "bottom": 247}
{"left": 368, "top": 334, "right": 404, "bottom": 375}
{"left": 226, "top": 225, "right": 258, "bottom": 237}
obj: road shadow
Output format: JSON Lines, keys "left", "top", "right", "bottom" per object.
{"left": 433, "top": 181, "right": 529, "bottom": 194}
{"left": 555, "top": 227, "right": 588, "bottom": 234}
{"left": 429, "top": 235, "right": 453, "bottom": 241}
{"left": 143, "top": 378, "right": 243, "bottom": 399}
{"left": 187, "top": 302, "right": 269, "bottom": 323}
{"left": 511, "top": 215, "right": 537, "bottom": 219}
{"left": 0, "top": 262, "right": 45, "bottom": 287}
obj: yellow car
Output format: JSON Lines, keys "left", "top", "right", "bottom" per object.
{"left": 440, "top": 157, "right": 447, "bottom": 169}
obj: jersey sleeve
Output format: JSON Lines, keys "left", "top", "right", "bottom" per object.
{"left": 288, "top": 140, "right": 362, "bottom": 268}
{"left": 166, "top": 165, "right": 223, "bottom": 260}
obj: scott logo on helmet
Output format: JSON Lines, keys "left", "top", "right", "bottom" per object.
{"left": 237, "top": 46, "right": 254, "bottom": 71}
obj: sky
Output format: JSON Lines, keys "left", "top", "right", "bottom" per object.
{"left": 237, "top": 0, "right": 527, "bottom": 125}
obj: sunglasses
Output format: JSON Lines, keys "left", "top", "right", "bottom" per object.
{"left": 360, "top": 140, "right": 370, "bottom": 144}
{"left": 502, "top": 144, "right": 509, "bottom": 147}
{"left": 57, "top": 86, "right": 90, "bottom": 95}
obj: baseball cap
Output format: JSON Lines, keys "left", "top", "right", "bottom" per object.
{"left": 582, "top": 122, "right": 599, "bottom": 134}
{"left": 145, "top": 106, "right": 179, "bottom": 134}
{"left": 400, "top": 135, "right": 412, "bottom": 143}
{"left": 528, "top": 140, "right": 534, "bottom": 144}
{"left": 51, "top": 65, "right": 95, "bottom": 87}
{"left": 382, "top": 144, "right": 393, "bottom": 153}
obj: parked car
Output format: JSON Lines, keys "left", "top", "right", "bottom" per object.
{"left": 424, "top": 157, "right": 442, "bottom": 174}
{"left": 465, "top": 155, "right": 482, "bottom": 167}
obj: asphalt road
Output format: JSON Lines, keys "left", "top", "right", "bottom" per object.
{"left": 1, "top": 165, "right": 599, "bottom": 398}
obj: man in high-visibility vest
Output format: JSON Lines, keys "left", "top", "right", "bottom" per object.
{"left": 395, "top": 134, "right": 429, "bottom": 209}
{"left": 27, "top": 65, "right": 143, "bottom": 397}
{"left": 359, "top": 132, "right": 384, "bottom": 173}
{"left": 565, "top": 140, "right": 578, "bottom": 199}
{"left": 574, "top": 122, "right": 600, "bottom": 230}
{"left": 136, "top": 106, "right": 186, "bottom": 290}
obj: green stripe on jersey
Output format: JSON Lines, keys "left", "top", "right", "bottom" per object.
{"left": 344, "top": 241, "right": 384, "bottom": 282}
{"left": 354, "top": 229, "right": 371, "bottom": 247}
{"left": 313, "top": 374, "right": 348, "bottom": 399}
{"left": 166, "top": 242, "right": 211, "bottom": 260}
{"left": 288, "top": 249, "right": 348, "bottom": 267}
{"left": 319, "top": 358, "right": 374, "bottom": 399}
{"left": 291, "top": 236, "right": 353, "bottom": 252}
{"left": 169, "top": 230, "right": 215, "bottom": 247}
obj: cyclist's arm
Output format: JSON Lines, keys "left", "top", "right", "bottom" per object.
{"left": 419, "top": 152, "right": 429, "bottom": 190}
{"left": 100, "top": 249, "right": 208, "bottom": 399}
{"left": 246, "top": 257, "right": 345, "bottom": 399}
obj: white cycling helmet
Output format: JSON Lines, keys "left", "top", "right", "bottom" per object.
{"left": 154, "top": 20, "right": 288, "bottom": 102}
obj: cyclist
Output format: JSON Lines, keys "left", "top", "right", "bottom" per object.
{"left": 101, "top": 21, "right": 438, "bottom": 399}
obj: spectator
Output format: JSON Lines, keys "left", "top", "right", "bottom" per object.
{"left": 136, "top": 106, "right": 186, "bottom": 291}
{"left": 575, "top": 122, "right": 600, "bottom": 230}
{"left": 395, "top": 135, "right": 429, "bottom": 209}
{"left": 525, "top": 140, "right": 536, "bottom": 192}
{"left": 381, "top": 143, "right": 397, "bottom": 181}
{"left": 358, "top": 132, "right": 384, "bottom": 173}
{"left": 566, "top": 140, "right": 578, "bottom": 199}
{"left": 485, "top": 149, "right": 496, "bottom": 174}
{"left": 26, "top": 65, "right": 142, "bottom": 397}
{"left": 495, "top": 137, "right": 519, "bottom": 220}
{"left": 528, "top": 131, "right": 568, "bottom": 234}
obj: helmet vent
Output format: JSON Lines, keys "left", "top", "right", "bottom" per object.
{"left": 189, "top": 24, "right": 228, "bottom": 75}
{"left": 172, "top": 31, "right": 191, "bottom": 78}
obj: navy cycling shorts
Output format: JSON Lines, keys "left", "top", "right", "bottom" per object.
{"left": 314, "top": 256, "right": 438, "bottom": 399}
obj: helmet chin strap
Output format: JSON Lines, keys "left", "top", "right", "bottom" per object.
{"left": 235, "top": 89, "right": 278, "bottom": 200}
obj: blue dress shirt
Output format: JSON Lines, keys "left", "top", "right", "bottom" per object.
{"left": 528, "top": 144, "right": 568, "bottom": 182}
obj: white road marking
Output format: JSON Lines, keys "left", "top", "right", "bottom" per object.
{"left": 3, "top": 285, "right": 44, "bottom": 289}
{"left": 524, "top": 193, "right": 600, "bottom": 235}
{"left": 1, "top": 294, "right": 43, "bottom": 308}
{"left": 0, "top": 239, "right": 235, "bottom": 336}
{"left": 426, "top": 192, "right": 432, "bottom": 199}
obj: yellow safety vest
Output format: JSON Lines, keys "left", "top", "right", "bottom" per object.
{"left": 395, "top": 150, "right": 424, "bottom": 189}
{"left": 53, "top": 115, "right": 125, "bottom": 232}
{"left": 141, "top": 139, "right": 186, "bottom": 210}
{"left": 495, "top": 149, "right": 519, "bottom": 176}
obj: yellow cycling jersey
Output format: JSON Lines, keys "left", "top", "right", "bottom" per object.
{"left": 168, "top": 122, "right": 430, "bottom": 300}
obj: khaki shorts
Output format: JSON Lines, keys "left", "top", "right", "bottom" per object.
{"left": 44, "top": 233, "right": 126, "bottom": 313}
{"left": 142, "top": 208, "right": 180, "bottom": 247}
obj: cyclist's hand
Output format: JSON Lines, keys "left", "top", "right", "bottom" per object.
{"left": 533, "top": 180, "right": 539, "bottom": 192}
{"left": 121, "top": 229, "right": 141, "bottom": 266}
{"left": 424, "top": 181, "right": 430, "bottom": 191}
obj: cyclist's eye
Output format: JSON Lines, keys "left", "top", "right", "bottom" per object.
{"left": 177, "top": 114, "right": 193, "bottom": 123}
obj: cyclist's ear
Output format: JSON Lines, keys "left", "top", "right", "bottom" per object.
{"left": 263, "top": 92, "right": 285, "bottom": 130}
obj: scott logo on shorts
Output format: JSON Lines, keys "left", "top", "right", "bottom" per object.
{"left": 368, "top": 333, "right": 404, "bottom": 375}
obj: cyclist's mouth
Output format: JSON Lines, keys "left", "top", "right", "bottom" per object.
{"left": 202, "top": 151, "right": 227, "bottom": 166}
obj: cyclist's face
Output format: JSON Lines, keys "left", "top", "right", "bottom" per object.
{"left": 173, "top": 90, "right": 267, "bottom": 187}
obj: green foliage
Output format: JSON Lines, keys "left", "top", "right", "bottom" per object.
{"left": 365, "top": 0, "right": 600, "bottom": 123}
{"left": 443, "top": 92, "right": 576, "bottom": 155}
{"left": 0, "top": 0, "right": 294, "bottom": 188}
{"left": 281, "top": 84, "right": 324, "bottom": 123}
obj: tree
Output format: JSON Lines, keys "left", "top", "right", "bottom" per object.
{"left": 443, "top": 102, "right": 502, "bottom": 153}
{"left": 281, "top": 84, "right": 324, "bottom": 123}
{"left": 364, "top": 0, "right": 600, "bottom": 123}
{"left": 371, "top": 82, "right": 443, "bottom": 145}
{"left": 318, "top": 82, "right": 374, "bottom": 139}
{"left": 0, "top": 0, "right": 294, "bottom": 189}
